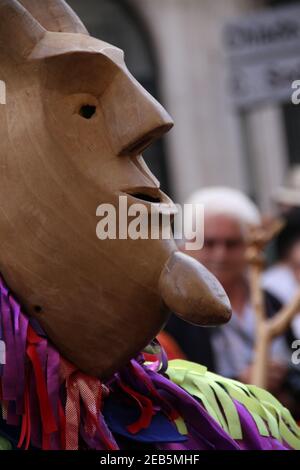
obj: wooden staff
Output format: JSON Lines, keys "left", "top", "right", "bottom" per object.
{"left": 246, "top": 219, "right": 300, "bottom": 389}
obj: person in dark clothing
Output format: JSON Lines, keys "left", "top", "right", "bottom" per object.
{"left": 263, "top": 208, "right": 300, "bottom": 340}
{"left": 165, "top": 290, "right": 285, "bottom": 377}
{"left": 166, "top": 314, "right": 216, "bottom": 371}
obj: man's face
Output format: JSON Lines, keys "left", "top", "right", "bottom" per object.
{"left": 189, "top": 214, "right": 247, "bottom": 286}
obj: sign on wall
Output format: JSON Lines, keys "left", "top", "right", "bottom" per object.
{"left": 224, "top": 4, "right": 300, "bottom": 108}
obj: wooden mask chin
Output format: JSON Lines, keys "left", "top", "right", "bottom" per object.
{"left": 0, "top": 0, "right": 231, "bottom": 378}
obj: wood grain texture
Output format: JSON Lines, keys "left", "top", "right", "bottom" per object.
{"left": 0, "top": 0, "right": 231, "bottom": 377}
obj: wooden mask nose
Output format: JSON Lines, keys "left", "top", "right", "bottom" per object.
{"left": 101, "top": 70, "right": 174, "bottom": 157}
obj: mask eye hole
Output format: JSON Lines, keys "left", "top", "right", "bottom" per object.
{"left": 79, "top": 104, "right": 96, "bottom": 119}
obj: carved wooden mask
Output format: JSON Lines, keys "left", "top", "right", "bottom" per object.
{"left": 0, "top": 0, "right": 231, "bottom": 377}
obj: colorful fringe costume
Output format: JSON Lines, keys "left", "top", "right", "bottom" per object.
{"left": 0, "top": 276, "right": 300, "bottom": 451}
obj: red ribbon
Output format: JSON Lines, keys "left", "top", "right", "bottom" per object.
{"left": 118, "top": 380, "right": 155, "bottom": 434}
{"left": 17, "top": 377, "right": 30, "bottom": 450}
{"left": 25, "top": 326, "right": 58, "bottom": 449}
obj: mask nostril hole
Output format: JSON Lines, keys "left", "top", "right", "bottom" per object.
{"left": 34, "top": 305, "right": 42, "bottom": 314}
{"left": 79, "top": 104, "right": 96, "bottom": 119}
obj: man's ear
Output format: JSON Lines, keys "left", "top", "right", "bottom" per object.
{"left": 18, "top": 0, "right": 88, "bottom": 35}
{"left": 0, "top": 0, "right": 45, "bottom": 61}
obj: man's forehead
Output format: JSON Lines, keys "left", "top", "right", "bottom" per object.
{"left": 205, "top": 213, "right": 244, "bottom": 231}
{"left": 29, "top": 31, "right": 125, "bottom": 67}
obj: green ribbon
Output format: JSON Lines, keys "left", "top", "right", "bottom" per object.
{"left": 166, "top": 359, "right": 300, "bottom": 450}
{"left": 0, "top": 436, "right": 12, "bottom": 450}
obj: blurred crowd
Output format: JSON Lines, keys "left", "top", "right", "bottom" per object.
{"left": 161, "top": 165, "right": 300, "bottom": 419}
